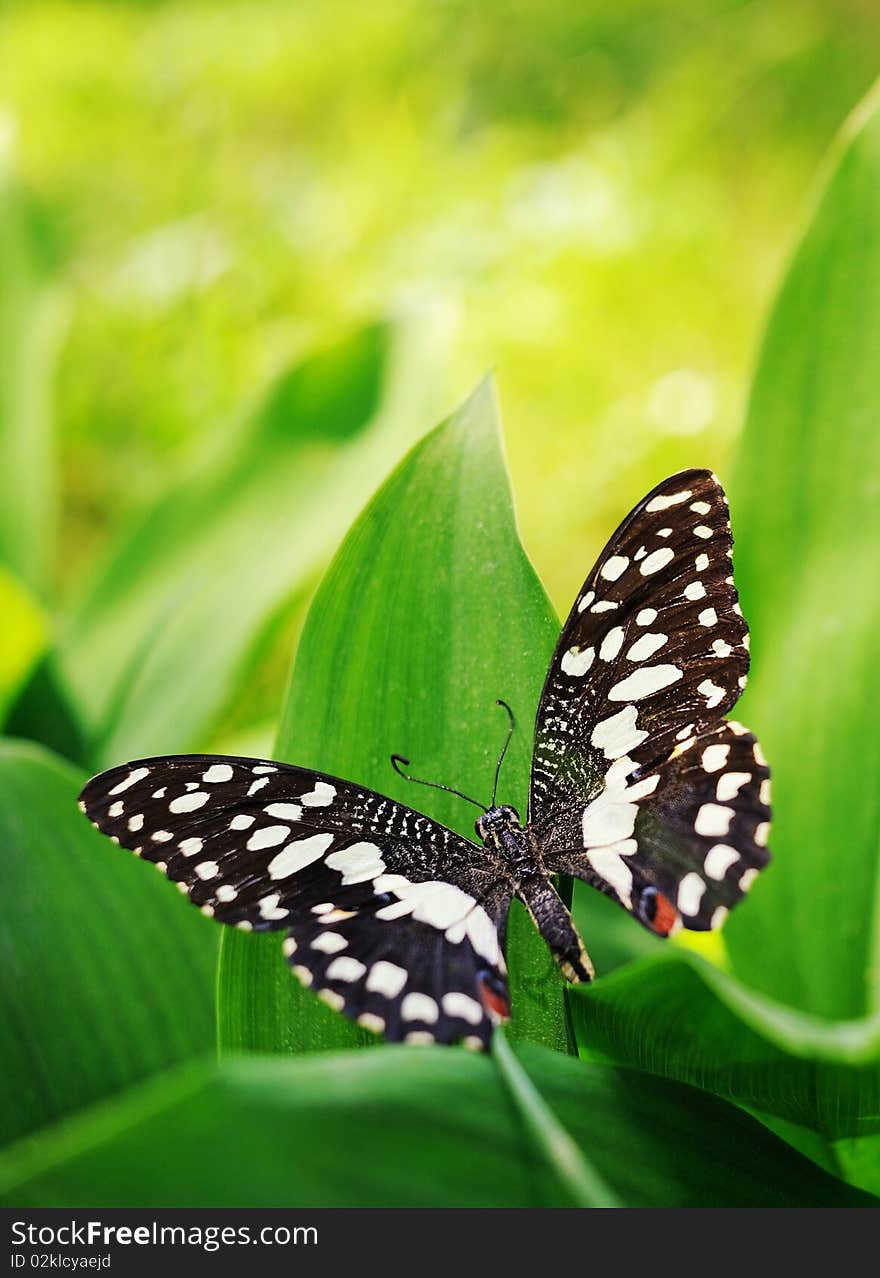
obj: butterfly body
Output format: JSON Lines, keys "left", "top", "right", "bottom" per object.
{"left": 475, "top": 805, "right": 594, "bottom": 984}
{"left": 80, "top": 468, "right": 771, "bottom": 1049}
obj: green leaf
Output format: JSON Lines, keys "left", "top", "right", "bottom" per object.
{"left": 724, "top": 90, "right": 880, "bottom": 1019}
{"left": 218, "top": 379, "right": 572, "bottom": 1055}
{"left": 0, "top": 740, "right": 216, "bottom": 1147}
{"left": 56, "top": 323, "right": 442, "bottom": 767}
{"left": 1, "top": 1044, "right": 871, "bottom": 1208}
{"left": 0, "top": 178, "right": 68, "bottom": 598}
{"left": 570, "top": 951, "right": 880, "bottom": 1140}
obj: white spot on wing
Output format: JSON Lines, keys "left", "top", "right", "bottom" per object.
{"left": 268, "top": 833, "right": 334, "bottom": 879}
{"left": 265, "top": 802, "right": 303, "bottom": 821}
{"left": 366, "top": 960, "right": 408, "bottom": 997}
{"left": 561, "top": 645, "right": 595, "bottom": 677}
{"left": 246, "top": 825, "right": 290, "bottom": 851}
{"left": 645, "top": 489, "right": 692, "bottom": 512}
{"left": 626, "top": 632, "right": 667, "bottom": 662}
{"left": 678, "top": 872, "right": 706, "bottom": 916}
{"left": 325, "top": 841, "right": 386, "bottom": 885}
{"left": 179, "top": 837, "right": 203, "bottom": 856}
{"left": 701, "top": 744, "right": 729, "bottom": 773}
{"left": 608, "top": 665, "right": 682, "bottom": 701}
{"left": 202, "top": 764, "right": 234, "bottom": 783}
{"left": 311, "top": 931, "right": 347, "bottom": 954}
{"left": 441, "top": 992, "right": 483, "bottom": 1025}
{"left": 640, "top": 547, "right": 675, "bottom": 575}
{"left": 590, "top": 705, "right": 648, "bottom": 760}
{"left": 697, "top": 678, "right": 726, "bottom": 709}
{"left": 194, "top": 860, "right": 219, "bottom": 880}
{"left": 301, "top": 781, "right": 336, "bottom": 807}
{"left": 683, "top": 580, "right": 706, "bottom": 601}
{"left": 716, "top": 771, "right": 751, "bottom": 801}
{"left": 704, "top": 844, "right": 740, "bottom": 880}
{"left": 599, "top": 627, "right": 625, "bottom": 662}
{"left": 258, "top": 893, "right": 288, "bottom": 920}
{"left": 695, "top": 803, "right": 734, "bottom": 837}
{"left": 401, "top": 992, "right": 439, "bottom": 1023}
{"left": 326, "top": 956, "right": 366, "bottom": 982}
{"left": 636, "top": 608, "right": 657, "bottom": 626}
{"left": 600, "top": 555, "right": 629, "bottom": 581}
{"left": 108, "top": 767, "right": 150, "bottom": 796}
{"left": 169, "top": 791, "right": 210, "bottom": 814}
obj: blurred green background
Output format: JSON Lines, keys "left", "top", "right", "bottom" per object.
{"left": 4, "top": 0, "right": 880, "bottom": 620}
{"left": 3, "top": 0, "right": 880, "bottom": 1208}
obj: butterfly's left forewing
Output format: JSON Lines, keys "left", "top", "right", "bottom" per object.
{"left": 80, "top": 756, "right": 512, "bottom": 1047}
{"left": 530, "top": 469, "right": 770, "bottom": 935}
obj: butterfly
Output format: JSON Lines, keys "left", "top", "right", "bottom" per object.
{"left": 80, "top": 469, "right": 770, "bottom": 1050}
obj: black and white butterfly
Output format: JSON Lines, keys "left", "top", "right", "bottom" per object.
{"left": 80, "top": 469, "right": 770, "bottom": 1050}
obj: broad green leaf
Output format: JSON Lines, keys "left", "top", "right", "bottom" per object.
{"left": 219, "top": 379, "right": 572, "bottom": 1055}
{"left": 0, "top": 178, "right": 67, "bottom": 596}
{"left": 56, "top": 322, "right": 444, "bottom": 767}
{"left": 570, "top": 951, "right": 880, "bottom": 1140}
{"left": 0, "top": 740, "right": 216, "bottom": 1147}
{"left": 724, "top": 90, "right": 880, "bottom": 1019}
{"left": 0, "top": 1044, "right": 871, "bottom": 1208}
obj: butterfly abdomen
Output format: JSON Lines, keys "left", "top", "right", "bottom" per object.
{"left": 516, "top": 872, "right": 595, "bottom": 984}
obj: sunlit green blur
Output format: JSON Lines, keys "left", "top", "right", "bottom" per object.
{"left": 1, "top": 0, "right": 879, "bottom": 722}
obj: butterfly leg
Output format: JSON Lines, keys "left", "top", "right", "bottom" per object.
{"left": 516, "top": 874, "right": 594, "bottom": 983}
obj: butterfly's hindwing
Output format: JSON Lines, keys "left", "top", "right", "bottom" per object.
{"left": 543, "top": 720, "right": 770, "bottom": 934}
{"left": 530, "top": 469, "right": 769, "bottom": 935}
{"left": 79, "top": 755, "right": 512, "bottom": 1046}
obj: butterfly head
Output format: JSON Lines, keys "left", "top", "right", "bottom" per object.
{"left": 475, "top": 804, "right": 521, "bottom": 845}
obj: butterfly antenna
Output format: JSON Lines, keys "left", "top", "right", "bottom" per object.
{"left": 390, "top": 755, "right": 488, "bottom": 813}
{"left": 491, "top": 699, "right": 516, "bottom": 807}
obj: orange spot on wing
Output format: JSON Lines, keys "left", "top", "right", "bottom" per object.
{"left": 649, "top": 891, "right": 680, "bottom": 937}
{"left": 478, "top": 976, "right": 510, "bottom": 1021}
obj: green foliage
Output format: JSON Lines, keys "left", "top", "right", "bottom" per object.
{"left": 0, "top": 177, "right": 66, "bottom": 596}
{"left": 55, "top": 324, "right": 438, "bottom": 768}
{"left": 0, "top": 740, "right": 216, "bottom": 1147}
{"left": 569, "top": 91, "right": 880, "bottom": 1189}
{"left": 571, "top": 952, "right": 880, "bottom": 1139}
{"left": 218, "top": 381, "right": 571, "bottom": 1056}
{"left": 724, "top": 94, "right": 880, "bottom": 1020}
{"left": 1, "top": 1045, "right": 871, "bottom": 1208}
{"left": 1, "top": 8, "right": 880, "bottom": 1209}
